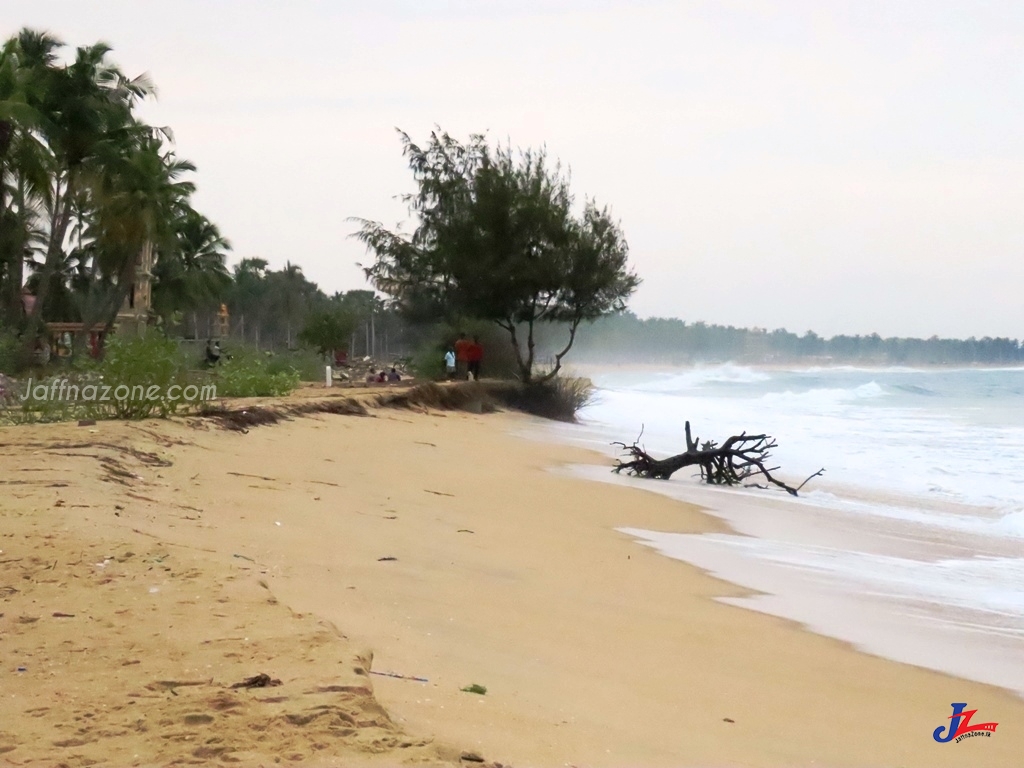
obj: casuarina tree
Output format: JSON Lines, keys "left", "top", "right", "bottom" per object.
{"left": 352, "top": 128, "right": 640, "bottom": 383}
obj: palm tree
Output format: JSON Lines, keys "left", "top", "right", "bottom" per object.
{"left": 0, "top": 27, "right": 235, "bottom": 366}
{"left": 152, "top": 208, "right": 231, "bottom": 332}
{"left": 0, "top": 29, "right": 59, "bottom": 327}
{"left": 83, "top": 135, "right": 196, "bottom": 335}
{"left": 19, "top": 36, "right": 156, "bottom": 345}
{"left": 24, "top": 244, "right": 88, "bottom": 322}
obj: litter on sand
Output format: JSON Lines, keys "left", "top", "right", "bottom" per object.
{"left": 369, "top": 670, "right": 428, "bottom": 683}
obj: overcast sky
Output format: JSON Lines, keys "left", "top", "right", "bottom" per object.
{"left": 6, "top": 1, "right": 1023, "bottom": 338}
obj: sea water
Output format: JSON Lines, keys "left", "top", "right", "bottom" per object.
{"left": 541, "top": 365, "right": 1024, "bottom": 696}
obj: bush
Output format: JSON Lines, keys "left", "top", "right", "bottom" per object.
{"left": 266, "top": 348, "right": 325, "bottom": 382}
{"left": 215, "top": 347, "right": 300, "bottom": 397}
{"left": 495, "top": 376, "right": 594, "bottom": 422}
{"left": 3, "top": 382, "right": 81, "bottom": 424}
{"left": 0, "top": 330, "right": 20, "bottom": 375}
{"left": 410, "top": 337, "right": 446, "bottom": 380}
{"left": 96, "top": 334, "right": 200, "bottom": 418}
{"left": 8, "top": 333, "right": 204, "bottom": 423}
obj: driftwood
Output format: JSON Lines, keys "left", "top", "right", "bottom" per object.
{"left": 230, "top": 673, "right": 281, "bottom": 689}
{"left": 612, "top": 421, "right": 824, "bottom": 496}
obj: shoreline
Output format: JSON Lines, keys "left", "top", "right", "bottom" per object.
{"left": 577, "top": 465, "right": 1024, "bottom": 700}
{"left": 2, "top": 404, "right": 1022, "bottom": 765}
{"left": 522, "top": 399, "right": 1024, "bottom": 702}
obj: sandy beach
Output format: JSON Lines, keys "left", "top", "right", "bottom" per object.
{"left": 1, "top": 395, "right": 1022, "bottom": 766}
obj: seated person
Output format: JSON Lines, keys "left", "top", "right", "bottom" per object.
{"left": 387, "top": 367, "right": 401, "bottom": 382}
{"left": 376, "top": 370, "right": 387, "bottom": 383}
{"left": 205, "top": 339, "right": 221, "bottom": 366}
{"left": 365, "top": 368, "right": 377, "bottom": 383}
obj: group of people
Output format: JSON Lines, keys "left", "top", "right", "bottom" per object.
{"left": 444, "top": 333, "right": 483, "bottom": 380}
{"left": 365, "top": 367, "right": 402, "bottom": 383}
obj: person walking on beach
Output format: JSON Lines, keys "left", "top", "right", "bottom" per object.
{"left": 467, "top": 336, "right": 483, "bottom": 381}
{"left": 454, "top": 332, "right": 471, "bottom": 380}
{"left": 444, "top": 348, "right": 456, "bottom": 379}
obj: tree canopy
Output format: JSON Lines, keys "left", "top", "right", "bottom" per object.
{"left": 297, "top": 306, "right": 358, "bottom": 356}
{"left": 353, "top": 129, "right": 640, "bottom": 382}
{"left": 0, "top": 28, "right": 229, "bottom": 356}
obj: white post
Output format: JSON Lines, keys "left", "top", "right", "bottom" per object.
{"left": 325, "top": 365, "right": 332, "bottom": 388}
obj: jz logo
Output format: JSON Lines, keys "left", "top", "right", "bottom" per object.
{"left": 933, "top": 703, "right": 998, "bottom": 743}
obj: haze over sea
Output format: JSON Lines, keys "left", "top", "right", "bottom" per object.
{"left": 544, "top": 365, "right": 1024, "bottom": 696}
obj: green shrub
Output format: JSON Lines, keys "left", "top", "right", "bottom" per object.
{"left": 410, "top": 338, "right": 446, "bottom": 380}
{"left": 3, "top": 378, "right": 81, "bottom": 424}
{"left": 494, "top": 376, "right": 595, "bottom": 422}
{"left": 7, "top": 334, "right": 207, "bottom": 423}
{"left": 0, "top": 330, "right": 20, "bottom": 375}
{"left": 215, "top": 348, "right": 299, "bottom": 397}
{"left": 98, "top": 334, "right": 201, "bottom": 418}
{"left": 267, "top": 348, "right": 325, "bottom": 382}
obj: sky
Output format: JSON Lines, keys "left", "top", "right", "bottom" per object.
{"left": 5, "top": 0, "right": 1023, "bottom": 339}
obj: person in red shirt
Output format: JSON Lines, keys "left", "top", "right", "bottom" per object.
{"left": 454, "top": 332, "right": 471, "bottom": 380}
{"left": 467, "top": 336, "right": 483, "bottom": 380}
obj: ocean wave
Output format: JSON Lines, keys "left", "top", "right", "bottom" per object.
{"left": 625, "top": 364, "right": 771, "bottom": 392}
{"left": 623, "top": 528, "right": 1024, "bottom": 617}
{"left": 800, "top": 365, "right": 923, "bottom": 374}
{"left": 760, "top": 381, "right": 885, "bottom": 408}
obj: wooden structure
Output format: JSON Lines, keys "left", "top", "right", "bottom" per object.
{"left": 44, "top": 322, "right": 106, "bottom": 359}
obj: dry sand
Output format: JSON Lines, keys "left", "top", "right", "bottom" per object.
{"left": 1, "top": 398, "right": 1021, "bottom": 766}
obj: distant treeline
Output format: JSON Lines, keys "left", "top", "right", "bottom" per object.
{"left": 557, "top": 313, "right": 1023, "bottom": 366}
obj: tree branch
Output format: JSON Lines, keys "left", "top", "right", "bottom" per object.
{"left": 612, "top": 420, "right": 824, "bottom": 496}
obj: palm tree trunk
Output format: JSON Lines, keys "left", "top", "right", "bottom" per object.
{"left": 0, "top": 127, "right": 17, "bottom": 325}
{"left": 22, "top": 173, "right": 72, "bottom": 350}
